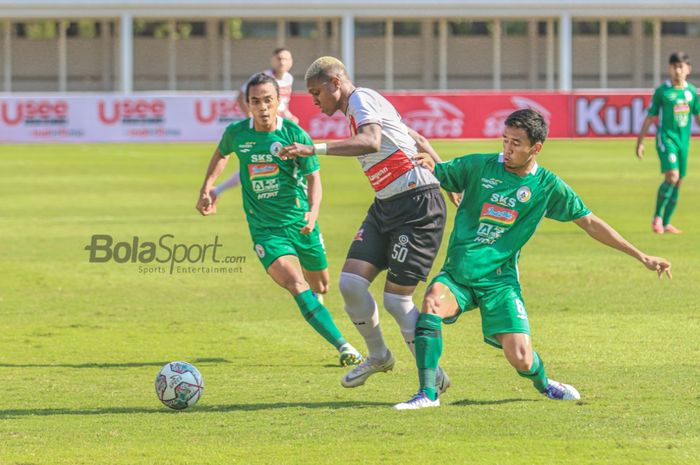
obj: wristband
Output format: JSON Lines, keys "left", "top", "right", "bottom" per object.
{"left": 313, "top": 143, "right": 327, "bottom": 155}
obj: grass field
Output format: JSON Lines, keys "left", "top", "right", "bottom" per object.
{"left": 0, "top": 139, "right": 699, "bottom": 465}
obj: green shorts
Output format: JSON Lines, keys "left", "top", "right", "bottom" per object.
{"left": 250, "top": 224, "right": 328, "bottom": 271}
{"left": 431, "top": 269, "right": 530, "bottom": 348}
{"left": 656, "top": 134, "right": 688, "bottom": 178}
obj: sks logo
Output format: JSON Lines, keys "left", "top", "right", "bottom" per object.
{"left": 248, "top": 163, "right": 279, "bottom": 180}
{"left": 194, "top": 98, "right": 245, "bottom": 124}
{"left": 98, "top": 99, "right": 165, "bottom": 125}
{"left": 484, "top": 97, "right": 551, "bottom": 137}
{"left": 480, "top": 203, "right": 519, "bottom": 226}
{"left": 1, "top": 100, "right": 68, "bottom": 126}
{"left": 403, "top": 97, "right": 465, "bottom": 138}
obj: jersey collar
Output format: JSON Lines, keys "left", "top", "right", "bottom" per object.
{"left": 498, "top": 153, "right": 539, "bottom": 176}
{"left": 248, "top": 116, "right": 284, "bottom": 131}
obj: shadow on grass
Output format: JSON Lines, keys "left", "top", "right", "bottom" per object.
{"left": 0, "top": 357, "right": 231, "bottom": 369}
{"left": 0, "top": 401, "right": 393, "bottom": 419}
{"left": 450, "top": 398, "right": 538, "bottom": 406}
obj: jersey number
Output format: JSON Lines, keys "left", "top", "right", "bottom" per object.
{"left": 392, "top": 244, "right": 408, "bottom": 263}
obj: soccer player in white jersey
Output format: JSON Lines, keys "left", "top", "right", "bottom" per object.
{"left": 214, "top": 48, "right": 299, "bottom": 199}
{"left": 279, "top": 56, "right": 458, "bottom": 393}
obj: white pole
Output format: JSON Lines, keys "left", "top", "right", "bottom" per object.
{"left": 341, "top": 13, "right": 354, "bottom": 81}
{"left": 653, "top": 19, "right": 661, "bottom": 85}
{"left": 101, "top": 20, "right": 112, "bottom": 91}
{"left": 493, "top": 19, "right": 501, "bottom": 91}
{"left": 438, "top": 18, "right": 447, "bottom": 90}
{"left": 546, "top": 18, "right": 554, "bottom": 90}
{"left": 330, "top": 18, "right": 339, "bottom": 58}
{"left": 58, "top": 20, "right": 67, "bottom": 92}
{"left": 207, "top": 20, "right": 218, "bottom": 90}
{"left": 528, "top": 19, "right": 538, "bottom": 89}
{"left": 168, "top": 19, "right": 176, "bottom": 91}
{"left": 600, "top": 18, "right": 608, "bottom": 89}
{"left": 385, "top": 19, "right": 393, "bottom": 91}
{"left": 277, "top": 20, "right": 285, "bottom": 48}
{"left": 3, "top": 20, "right": 11, "bottom": 92}
{"left": 633, "top": 20, "right": 643, "bottom": 88}
{"left": 559, "top": 12, "right": 572, "bottom": 91}
{"left": 421, "top": 19, "right": 433, "bottom": 89}
{"left": 222, "top": 20, "right": 231, "bottom": 91}
{"left": 120, "top": 13, "right": 133, "bottom": 93}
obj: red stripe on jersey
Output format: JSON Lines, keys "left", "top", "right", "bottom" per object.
{"left": 364, "top": 150, "right": 414, "bottom": 192}
{"left": 349, "top": 116, "right": 358, "bottom": 136}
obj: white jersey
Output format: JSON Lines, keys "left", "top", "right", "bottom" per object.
{"left": 241, "top": 69, "right": 294, "bottom": 117}
{"left": 345, "top": 87, "right": 439, "bottom": 199}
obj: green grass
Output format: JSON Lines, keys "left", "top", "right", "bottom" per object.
{"left": 0, "top": 139, "right": 699, "bottom": 465}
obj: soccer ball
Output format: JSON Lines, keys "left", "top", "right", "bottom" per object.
{"left": 155, "top": 361, "right": 204, "bottom": 410}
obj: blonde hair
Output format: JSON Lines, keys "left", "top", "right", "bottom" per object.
{"left": 305, "top": 56, "right": 347, "bottom": 81}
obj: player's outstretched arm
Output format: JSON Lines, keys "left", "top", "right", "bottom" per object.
{"left": 279, "top": 123, "right": 382, "bottom": 159}
{"left": 635, "top": 116, "right": 655, "bottom": 160}
{"left": 301, "top": 171, "right": 321, "bottom": 235}
{"left": 408, "top": 129, "right": 461, "bottom": 207}
{"left": 574, "top": 213, "right": 672, "bottom": 279}
{"left": 197, "top": 149, "right": 229, "bottom": 216}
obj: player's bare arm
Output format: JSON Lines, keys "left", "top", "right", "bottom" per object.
{"left": 279, "top": 123, "right": 382, "bottom": 159}
{"left": 573, "top": 213, "right": 672, "bottom": 279}
{"left": 408, "top": 129, "right": 461, "bottom": 206}
{"left": 635, "top": 115, "right": 655, "bottom": 160}
{"left": 301, "top": 171, "right": 322, "bottom": 235}
{"left": 414, "top": 152, "right": 436, "bottom": 172}
{"left": 197, "top": 149, "right": 229, "bottom": 216}
{"left": 236, "top": 91, "right": 250, "bottom": 117}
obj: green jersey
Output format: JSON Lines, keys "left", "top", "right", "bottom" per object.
{"left": 435, "top": 153, "right": 590, "bottom": 285}
{"left": 647, "top": 80, "right": 700, "bottom": 146}
{"left": 218, "top": 117, "right": 319, "bottom": 229}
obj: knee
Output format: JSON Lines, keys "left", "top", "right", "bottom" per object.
{"left": 283, "top": 279, "right": 308, "bottom": 296}
{"left": 505, "top": 345, "right": 533, "bottom": 372}
{"left": 338, "top": 272, "right": 370, "bottom": 302}
{"left": 666, "top": 171, "right": 680, "bottom": 185}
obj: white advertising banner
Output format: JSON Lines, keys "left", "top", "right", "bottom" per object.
{"left": 0, "top": 94, "right": 245, "bottom": 143}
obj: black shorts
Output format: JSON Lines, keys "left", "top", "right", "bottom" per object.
{"left": 347, "top": 185, "right": 446, "bottom": 286}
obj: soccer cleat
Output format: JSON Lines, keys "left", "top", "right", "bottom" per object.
{"left": 393, "top": 392, "right": 440, "bottom": 410}
{"left": 338, "top": 345, "right": 363, "bottom": 367}
{"left": 663, "top": 224, "right": 683, "bottom": 234}
{"left": 436, "top": 367, "right": 451, "bottom": 396}
{"left": 543, "top": 380, "right": 580, "bottom": 400}
{"left": 341, "top": 351, "right": 395, "bottom": 388}
{"left": 652, "top": 216, "right": 664, "bottom": 234}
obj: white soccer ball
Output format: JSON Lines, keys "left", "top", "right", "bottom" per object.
{"left": 155, "top": 361, "right": 204, "bottom": 410}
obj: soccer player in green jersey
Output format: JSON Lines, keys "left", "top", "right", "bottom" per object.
{"left": 636, "top": 52, "right": 700, "bottom": 234}
{"left": 196, "top": 73, "right": 362, "bottom": 367}
{"left": 394, "top": 109, "right": 672, "bottom": 410}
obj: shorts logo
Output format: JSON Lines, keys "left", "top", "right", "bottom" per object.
{"left": 249, "top": 163, "right": 279, "bottom": 180}
{"left": 255, "top": 244, "right": 265, "bottom": 258}
{"left": 516, "top": 186, "right": 531, "bottom": 203}
{"left": 270, "top": 141, "right": 283, "bottom": 157}
{"left": 354, "top": 228, "right": 364, "bottom": 242}
{"left": 668, "top": 153, "right": 678, "bottom": 163}
{"left": 479, "top": 203, "right": 519, "bottom": 226}
{"left": 398, "top": 234, "right": 409, "bottom": 246}
{"left": 515, "top": 299, "right": 527, "bottom": 320}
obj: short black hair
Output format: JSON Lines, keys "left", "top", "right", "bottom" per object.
{"left": 245, "top": 72, "right": 279, "bottom": 101}
{"left": 669, "top": 51, "right": 691, "bottom": 65}
{"left": 504, "top": 109, "right": 548, "bottom": 145}
{"left": 273, "top": 47, "right": 291, "bottom": 56}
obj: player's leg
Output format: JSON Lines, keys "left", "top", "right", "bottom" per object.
{"left": 393, "top": 277, "right": 463, "bottom": 410}
{"left": 653, "top": 138, "right": 680, "bottom": 233}
{"left": 662, "top": 148, "right": 686, "bottom": 233}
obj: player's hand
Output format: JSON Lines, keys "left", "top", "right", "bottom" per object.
{"left": 415, "top": 152, "right": 436, "bottom": 172}
{"left": 279, "top": 143, "right": 315, "bottom": 160}
{"left": 447, "top": 192, "right": 462, "bottom": 208}
{"left": 641, "top": 255, "right": 672, "bottom": 279}
{"left": 300, "top": 211, "right": 317, "bottom": 235}
{"left": 196, "top": 190, "right": 217, "bottom": 216}
{"left": 635, "top": 142, "right": 644, "bottom": 160}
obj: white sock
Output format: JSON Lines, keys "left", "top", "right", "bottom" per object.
{"left": 383, "top": 292, "right": 419, "bottom": 357}
{"left": 338, "top": 272, "right": 388, "bottom": 360}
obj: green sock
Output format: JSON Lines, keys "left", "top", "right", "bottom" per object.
{"left": 294, "top": 289, "right": 346, "bottom": 350}
{"left": 517, "top": 351, "right": 549, "bottom": 393}
{"left": 415, "top": 313, "right": 443, "bottom": 401}
{"left": 654, "top": 181, "right": 674, "bottom": 219}
{"left": 662, "top": 185, "right": 680, "bottom": 226}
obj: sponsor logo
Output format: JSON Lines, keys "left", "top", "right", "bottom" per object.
{"left": 575, "top": 96, "right": 649, "bottom": 136}
{"left": 479, "top": 203, "right": 518, "bottom": 226}
{"left": 1, "top": 100, "right": 69, "bottom": 126}
{"left": 402, "top": 97, "right": 465, "bottom": 138}
{"left": 194, "top": 98, "right": 245, "bottom": 124}
{"left": 484, "top": 97, "right": 551, "bottom": 137}
{"left": 255, "top": 244, "right": 265, "bottom": 258}
{"left": 398, "top": 234, "right": 409, "bottom": 246}
{"left": 248, "top": 163, "right": 279, "bottom": 180}
{"left": 490, "top": 193, "right": 517, "bottom": 208}
{"left": 481, "top": 177, "right": 502, "bottom": 189}
{"left": 98, "top": 99, "right": 166, "bottom": 125}
{"left": 364, "top": 149, "right": 415, "bottom": 192}
{"left": 674, "top": 102, "right": 690, "bottom": 114}
{"left": 516, "top": 186, "right": 532, "bottom": 203}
